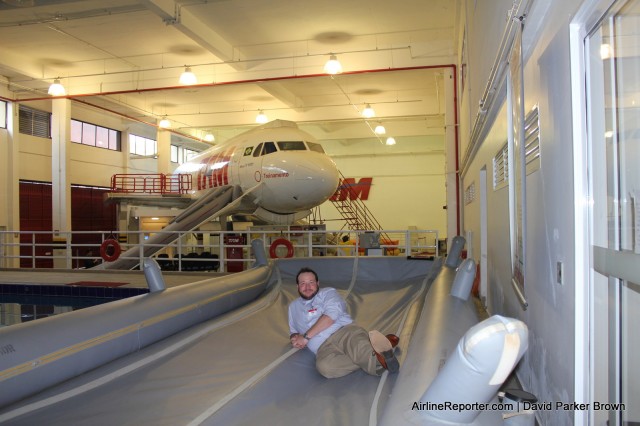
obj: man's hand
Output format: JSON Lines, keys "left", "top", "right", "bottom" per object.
{"left": 290, "top": 333, "right": 308, "bottom": 349}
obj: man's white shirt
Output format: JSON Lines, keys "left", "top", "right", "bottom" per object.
{"left": 288, "top": 287, "right": 353, "bottom": 354}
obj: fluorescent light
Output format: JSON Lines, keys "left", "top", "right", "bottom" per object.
{"left": 204, "top": 133, "right": 215, "bottom": 142}
{"left": 324, "top": 54, "right": 343, "bottom": 74}
{"left": 48, "top": 79, "right": 66, "bottom": 96}
{"left": 256, "top": 110, "right": 268, "bottom": 124}
{"left": 179, "top": 66, "right": 197, "bottom": 85}
{"left": 362, "top": 104, "right": 375, "bottom": 118}
{"left": 385, "top": 137, "right": 396, "bottom": 146}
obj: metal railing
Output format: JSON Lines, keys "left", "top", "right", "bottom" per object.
{"left": 0, "top": 229, "right": 441, "bottom": 273}
{"left": 110, "top": 173, "right": 192, "bottom": 194}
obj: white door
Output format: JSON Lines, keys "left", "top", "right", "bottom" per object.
{"left": 584, "top": 1, "right": 640, "bottom": 424}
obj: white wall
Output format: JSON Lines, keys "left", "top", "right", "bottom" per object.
{"left": 318, "top": 135, "right": 447, "bottom": 234}
{"left": 459, "top": 0, "right": 585, "bottom": 424}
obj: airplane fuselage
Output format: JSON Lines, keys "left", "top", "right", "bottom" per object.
{"left": 173, "top": 120, "right": 340, "bottom": 215}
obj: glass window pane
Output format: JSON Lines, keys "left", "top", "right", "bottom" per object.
{"left": 277, "top": 141, "right": 306, "bottom": 151}
{"left": 145, "top": 139, "right": 156, "bottom": 156}
{"left": 586, "top": 1, "right": 640, "bottom": 423}
{"left": 135, "top": 136, "right": 145, "bottom": 155}
{"left": 109, "top": 129, "right": 119, "bottom": 151}
{"left": 0, "top": 101, "right": 6, "bottom": 128}
{"left": 71, "top": 120, "right": 82, "bottom": 143}
{"left": 262, "top": 141, "right": 277, "bottom": 155}
{"left": 307, "top": 142, "right": 325, "bottom": 153}
{"left": 96, "top": 127, "right": 108, "bottom": 148}
{"left": 82, "top": 123, "right": 96, "bottom": 146}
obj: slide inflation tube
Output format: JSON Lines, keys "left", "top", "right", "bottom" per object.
{"left": 269, "top": 238, "right": 294, "bottom": 258}
{"left": 420, "top": 315, "right": 529, "bottom": 424}
{"left": 0, "top": 262, "right": 273, "bottom": 408}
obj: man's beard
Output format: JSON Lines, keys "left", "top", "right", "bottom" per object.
{"left": 298, "top": 287, "right": 319, "bottom": 300}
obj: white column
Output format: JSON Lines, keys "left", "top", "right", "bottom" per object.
{"left": 51, "top": 98, "right": 72, "bottom": 241}
{"left": 1, "top": 102, "right": 21, "bottom": 267}
{"left": 444, "top": 67, "right": 459, "bottom": 243}
{"left": 156, "top": 128, "right": 171, "bottom": 175}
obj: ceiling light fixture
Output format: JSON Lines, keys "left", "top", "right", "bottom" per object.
{"left": 48, "top": 78, "right": 66, "bottom": 96}
{"left": 204, "top": 132, "right": 215, "bottom": 142}
{"left": 179, "top": 66, "right": 198, "bottom": 85}
{"left": 362, "top": 104, "right": 375, "bottom": 118}
{"left": 385, "top": 137, "right": 396, "bottom": 146}
{"left": 374, "top": 123, "right": 386, "bottom": 135}
{"left": 256, "top": 110, "right": 268, "bottom": 124}
{"left": 158, "top": 116, "right": 171, "bottom": 128}
{"left": 324, "top": 54, "right": 343, "bottom": 74}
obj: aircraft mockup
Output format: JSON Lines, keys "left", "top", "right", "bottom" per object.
{"left": 172, "top": 119, "right": 340, "bottom": 224}
{"left": 100, "top": 120, "right": 339, "bottom": 269}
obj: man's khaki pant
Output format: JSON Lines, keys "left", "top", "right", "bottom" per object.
{"left": 315, "top": 324, "right": 380, "bottom": 378}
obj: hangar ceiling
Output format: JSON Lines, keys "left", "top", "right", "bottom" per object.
{"left": 0, "top": 0, "right": 460, "bottom": 147}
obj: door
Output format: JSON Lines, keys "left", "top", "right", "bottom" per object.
{"left": 584, "top": 1, "right": 640, "bottom": 424}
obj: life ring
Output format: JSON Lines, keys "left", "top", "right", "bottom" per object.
{"left": 100, "top": 239, "right": 121, "bottom": 262}
{"left": 269, "top": 238, "right": 294, "bottom": 258}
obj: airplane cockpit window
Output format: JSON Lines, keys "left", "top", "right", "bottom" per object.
{"left": 262, "top": 141, "right": 277, "bottom": 155}
{"left": 307, "top": 142, "right": 325, "bottom": 154}
{"left": 277, "top": 141, "right": 307, "bottom": 151}
{"left": 253, "top": 143, "right": 263, "bottom": 157}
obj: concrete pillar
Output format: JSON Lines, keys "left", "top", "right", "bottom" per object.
{"left": 156, "top": 128, "right": 171, "bottom": 175}
{"left": 1, "top": 101, "right": 21, "bottom": 267}
{"left": 51, "top": 98, "right": 72, "bottom": 241}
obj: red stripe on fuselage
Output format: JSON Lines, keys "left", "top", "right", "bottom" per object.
{"left": 197, "top": 147, "right": 234, "bottom": 190}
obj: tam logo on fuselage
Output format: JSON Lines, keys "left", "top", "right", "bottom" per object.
{"left": 330, "top": 177, "right": 372, "bottom": 201}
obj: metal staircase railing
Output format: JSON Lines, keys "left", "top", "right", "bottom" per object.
{"left": 329, "top": 171, "right": 391, "bottom": 243}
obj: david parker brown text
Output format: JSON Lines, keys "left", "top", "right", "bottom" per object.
{"left": 412, "top": 401, "right": 626, "bottom": 412}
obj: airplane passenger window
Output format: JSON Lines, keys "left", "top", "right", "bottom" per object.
{"left": 277, "top": 141, "right": 306, "bottom": 151}
{"left": 253, "top": 143, "right": 263, "bottom": 157}
{"left": 262, "top": 141, "right": 277, "bottom": 155}
{"left": 307, "top": 142, "right": 325, "bottom": 153}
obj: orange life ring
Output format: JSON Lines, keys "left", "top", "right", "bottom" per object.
{"left": 100, "top": 239, "right": 121, "bottom": 262}
{"left": 269, "top": 238, "right": 294, "bottom": 258}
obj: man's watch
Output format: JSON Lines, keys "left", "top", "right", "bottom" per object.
{"left": 303, "top": 332, "right": 310, "bottom": 340}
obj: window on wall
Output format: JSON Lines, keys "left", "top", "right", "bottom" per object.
{"left": 170, "top": 145, "right": 199, "bottom": 164}
{"left": 0, "top": 101, "right": 6, "bottom": 128}
{"left": 18, "top": 105, "right": 51, "bottom": 138}
{"left": 129, "top": 134, "right": 157, "bottom": 156}
{"left": 70, "top": 119, "right": 120, "bottom": 151}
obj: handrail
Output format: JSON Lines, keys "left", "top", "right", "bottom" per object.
{"left": 110, "top": 173, "right": 192, "bottom": 194}
{"left": 0, "top": 229, "right": 441, "bottom": 273}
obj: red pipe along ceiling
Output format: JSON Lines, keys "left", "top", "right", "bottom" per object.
{"left": 13, "top": 65, "right": 462, "bottom": 236}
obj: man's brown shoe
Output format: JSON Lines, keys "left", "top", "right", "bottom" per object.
{"left": 369, "top": 330, "right": 400, "bottom": 373}
{"left": 386, "top": 334, "right": 400, "bottom": 348}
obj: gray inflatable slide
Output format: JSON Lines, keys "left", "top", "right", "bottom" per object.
{"left": 0, "top": 239, "right": 529, "bottom": 425}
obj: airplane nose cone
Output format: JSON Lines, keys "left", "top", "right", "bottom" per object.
{"left": 293, "top": 155, "right": 340, "bottom": 205}
{"left": 261, "top": 152, "right": 339, "bottom": 213}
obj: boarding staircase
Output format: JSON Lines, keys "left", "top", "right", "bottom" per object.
{"left": 329, "top": 171, "right": 391, "bottom": 245}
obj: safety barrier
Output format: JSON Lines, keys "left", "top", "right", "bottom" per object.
{"left": 0, "top": 229, "right": 441, "bottom": 272}
{"left": 110, "top": 173, "right": 192, "bottom": 194}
